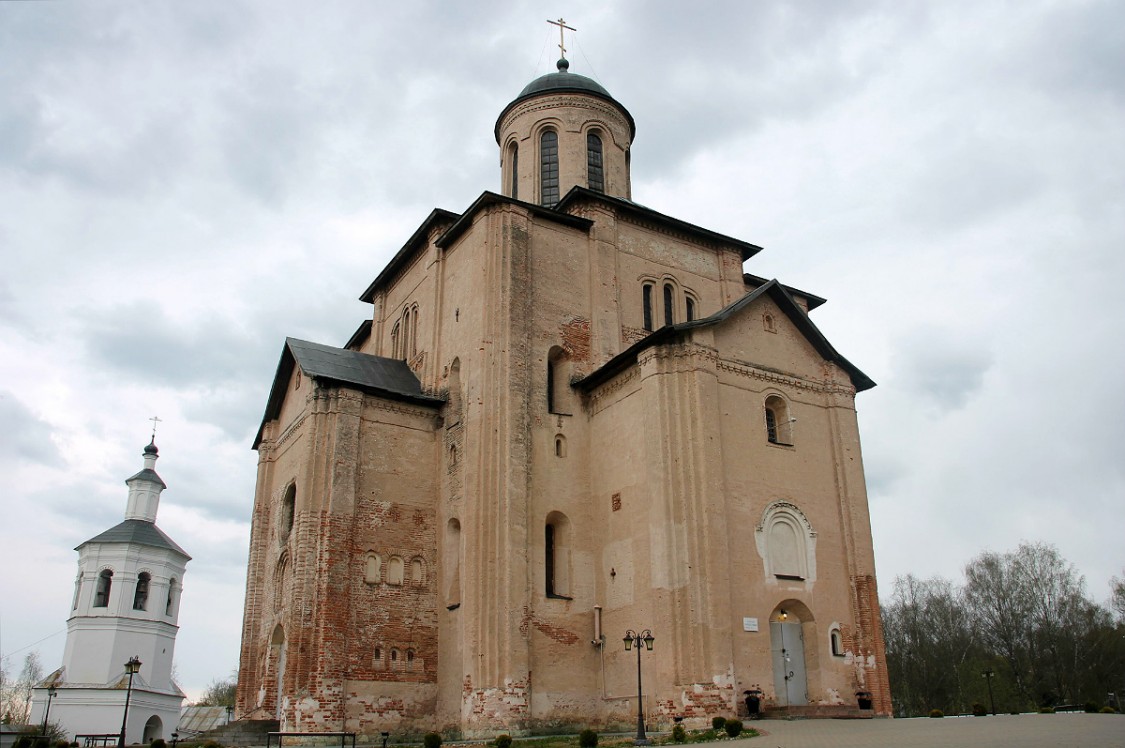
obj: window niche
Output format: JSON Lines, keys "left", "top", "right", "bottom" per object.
{"left": 764, "top": 395, "right": 794, "bottom": 446}
{"left": 545, "top": 511, "right": 572, "bottom": 599}
{"left": 445, "top": 519, "right": 462, "bottom": 609}
{"left": 754, "top": 501, "right": 817, "bottom": 583}
{"left": 278, "top": 483, "right": 296, "bottom": 546}
{"left": 642, "top": 284, "right": 654, "bottom": 331}
{"left": 547, "top": 346, "right": 573, "bottom": 415}
{"left": 166, "top": 577, "right": 177, "bottom": 616}
{"left": 364, "top": 553, "right": 382, "bottom": 585}
{"left": 386, "top": 556, "right": 405, "bottom": 586}
{"left": 830, "top": 627, "right": 844, "bottom": 656}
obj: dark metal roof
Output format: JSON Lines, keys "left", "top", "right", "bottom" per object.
{"left": 125, "top": 468, "right": 166, "bottom": 489}
{"left": 358, "top": 209, "right": 460, "bottom": 303}
{"left": 434, "top": 191, "right": 593, "bottom": 249}
{"left": 253, "top": 338, "right": 443, "bottom": 449}
{"left": 556, "top": 186, "right": 764, "bottom": 262}
{"left": 77, "top": 519, "right": 191, "bottom": 559}
{"left": 344, "top": 319, "right": 373, "bottom": 351}
{"left": 577, "top": 279, "right": 875, "bottom": 393}
{"left": 495, "top": 60, "right": 636, "bottom": 143}
{"left": 743, "top": 273, "right": 827, "bottom": 311}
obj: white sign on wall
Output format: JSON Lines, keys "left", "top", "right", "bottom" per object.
{"left": 743, "top": 617, "right": 759, "bottom": 632}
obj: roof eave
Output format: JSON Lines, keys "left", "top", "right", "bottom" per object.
{"left": 556, "top": 187, "right": 763, "bottom": 261}
{"left": 435, "top": 191, "right": 593, "bottom": 249}
{"left": 358, "top": 208, "right": 460, "bottom": 303}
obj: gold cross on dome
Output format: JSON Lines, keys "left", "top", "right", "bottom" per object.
{"left": 547, "top": 17, "right": 576, "bottom": 60}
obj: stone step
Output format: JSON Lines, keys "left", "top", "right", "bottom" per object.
{"left": 761, "top": 704, "right": 874, "bottom": 720}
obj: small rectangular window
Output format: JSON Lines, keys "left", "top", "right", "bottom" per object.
{"left": 642, "top": 285, "right": 653, "bottom": 331}
{"left": 686, "top": 297, "right": 695, "bottom": 322}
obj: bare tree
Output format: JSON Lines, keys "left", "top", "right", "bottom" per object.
{"left": 0, "top": 652, "right": 43, "bottom": 725}
{"left": 196, "top": 670, "right": 238, "bottom": 707}
{"left": 1111, "top": 572, "right": 1125, "bottom": 622}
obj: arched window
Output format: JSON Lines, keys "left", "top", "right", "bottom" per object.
{"left": 587, "top": 132, "right": 604, "bottom": 193}
{"left": 764, "top": 395, "right": 793, "bottom": 445}
{"left": 447, "top": 357, "right": 462, "bottom": 427}
{"left": 373, "top": 646, "right": 383, "bottom": 667}
{"left": 94, "top": 569, "right": 113, "bottom": 608}
{"left": 279, "top": 483, "right": 296, "bottom": 545}
{"left": 387, "top": 556, "right": 404, "bottom": 586}
{"left": 406, "top": 649, "right": 415, "bottom": 666}
{"left": 364, "top": 553, "right": 382, "bottom": 585}
{"left": 166, "top": 577, "right": 177, "bottom": 616}
{"left": 133, "top": 572, "right": 151, "bottom": 610}
{"left": 390, "top": 648, "right": 399, "bottom": 664}
{"left": 830, "top": 627, "right": 844, "bottom": 656}
{"left": 545, "top": 511, "right": 571, "bottom": 598}
{"left": 663, "top": 284, "right": 675, "bottom": 326}
{"left": 685, "top": 296, "right": 696, "bottom": 322}
{"left": 763, "top": 313, "right": 777, "bottom": 333}
{"left": 508, "top": 142, "right": 519, "bottom": 200}
{"left": 540, "top": 130, "right": 559, "bottom": 207}
{"left": 273, "top": 552, "right": 288, "bottom": 612}
{"left": 409, "top": 304, "right": 419, "bottom": 357}
{"left": 411, "top": 557, "right": 424, "bottom": 584}
{"left": 554, "top": 434, "right": 567, "bottom": 458}
{"left": 72, "top": 573, "right": 82, "bottom": 610}
{"left": 391, "top": 322, "right": 400, "bottom": 358}
{"left": 445, "top": 519, "right": 462, "bottom": 608}
{"left": 642, "top": 284, "right": 654, "bottom": 331}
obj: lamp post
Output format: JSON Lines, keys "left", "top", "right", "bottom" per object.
{"left": 226, "top": 705, "right": 234, "bottom": 725}
{"left": 623, "top": 629, "right": 655, "bottom": 746}
{"left": 171, "top": 733, "right": 179, "bottom": 748}
{"left": 118, "top": 656, "right": 142, "bottom": 748}
{"left": 41, "top": 685, "right": 57, "bottom": 735}
{"left": 981, "top": 669, "right": 996, "bottom": 715}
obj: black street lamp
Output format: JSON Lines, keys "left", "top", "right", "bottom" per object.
{"left": 226, "top": 705, "right": 234, "bottom": 725}
{"left": 981, "top": 669, "right": 996, "bottom": 715}
{"left": 41, "top": 685, "right": 57, "bottom": 735}
{"left": 118, "top": 656, "right": 142, "bottom": 748}
{"left": 623, "top": 629, "right": 655, "bottom": 746}
{"left": 171, "top": 733, "right": 179, "bottom": 748}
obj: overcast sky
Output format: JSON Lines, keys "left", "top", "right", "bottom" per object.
{"left": 2, "top": 0, "right": 1122, "bottom": 701}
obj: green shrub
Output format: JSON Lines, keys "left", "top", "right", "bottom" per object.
{"left": 152, "top": 740, "right": 168, "bottom": 748}
{"left": 423, "top": 733, "right": 442, "bottom": 748}
{"left": 33, "top": 737, "right": 49, "bottom": 748}
{"left": 723, "top": 719, "right": 743, "bottom": 737}
{"left": 1100, "top": 705, "right": 1117, "bottom": 713}
{"left": 201, "top": 742, "right": 222, "bottom": 748}
{"left": 711, "top": 716, "right": 726, "bottom": 731}
{"left": 12, "top": 736, "right": 33, "bottom": 748}
{"left": 671, "top": 724, "right": 686, "bottom": 743}
{"left": 1038, "top": 706, "right": 1055, "bottom": 714}
{"left": 971, "top": 702, "right": 988, "bottom": 716}
{"left": 928, "top": 709, "right": 944, "bottom": 718}
{"left": 494, "top": 735, "right": 512, "bottom": 748}
{"left": 578, "top": 729, "right": 597, "bottom": 748}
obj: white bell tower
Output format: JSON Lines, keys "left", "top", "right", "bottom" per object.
{"left": 31, "top": 439, "right": 191, "bottom": 744}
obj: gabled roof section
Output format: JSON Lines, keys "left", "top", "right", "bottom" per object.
{"left": 78, "top": 519, "right": 191, "bottom": 560}
{"left": 556, "top": 186, "right": 763, "bottom": 262}
{"left": 254, "top": 338, "right": 443, "bottom": 449}
{"left": 359, "top": 208, "right": 461, "bottom": 303}
{"left": 435, "top": 191, "right": 594, "bottom": 249}
{"left": 344, "top": 319, "right": 372, "bottom": 351}
{"left": 743, "top": 273, "right": 827, "bottom": 311}
{"left": 577, "top": 279, "right": 875, "bottom": 393}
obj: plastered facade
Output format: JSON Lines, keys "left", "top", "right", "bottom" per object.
{"left": 238, "top": 61, "right": 890, "bottom": 737}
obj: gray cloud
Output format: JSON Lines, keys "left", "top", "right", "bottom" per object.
{"left": 0, "top": 393, "right": 62, "bottom": 468}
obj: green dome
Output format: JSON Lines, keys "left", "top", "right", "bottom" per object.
{"left": 495, "top": 59, "right": 635, "bottom": 143}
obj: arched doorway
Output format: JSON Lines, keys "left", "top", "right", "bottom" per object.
{"left": 770, "top": 605, "right": 809, "bottom": 706}
{"left": 142, "top": 715, "right": 162, "bottom": 743}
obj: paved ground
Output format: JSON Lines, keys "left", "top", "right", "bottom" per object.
{"left": 740, "top": 713, "right": 1124, "bottom": 748}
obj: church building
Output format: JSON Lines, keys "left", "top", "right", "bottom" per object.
{"left": 237, "top": 53, "right": 890, "bottom": 736}
{"left": 32, "top": 440, "right": 190, "bottom": 743}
